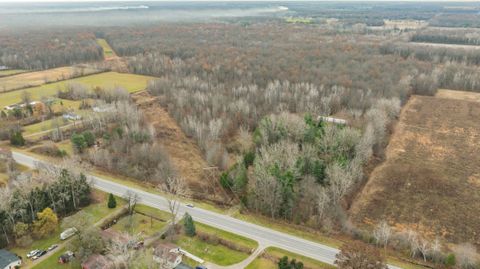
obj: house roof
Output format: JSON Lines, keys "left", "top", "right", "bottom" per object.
{"left": 0, "top": 249, "right": 20, "bottom": 268}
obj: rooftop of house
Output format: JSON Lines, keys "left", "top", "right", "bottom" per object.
{"left": 0, "top": 249, "right": 20, "bottom": 269}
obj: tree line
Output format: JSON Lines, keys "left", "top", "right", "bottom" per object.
{"left": 105, "top": 23, "right": 427, "bottom": 94}
{"left": 0, "top": 164, "right": 91, "bottom": 248}
{"left": 0, "top": 29, "right": 103, "bottom": 70}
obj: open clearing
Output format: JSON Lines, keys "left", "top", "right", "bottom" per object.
{"left": 0, "top": 66, "right": 98, "bottom": 92}
{"left": 0, "top": 71, "right": 154, "bottom": 109}
{"left": 351, "top": 90, "right": 480, "bottom": 244}
{"left": 96, "top": 38, "right": 116, "bottom": 59}
{"left": 132, "top": 91, "right": 228, "bottom": 203}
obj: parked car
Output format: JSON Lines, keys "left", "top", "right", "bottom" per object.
{"left": 47, "top": 244, "right": 58, "bottom": 251}
{"left": 186, "top": 203, "right": 195, "bottom": 208}
{"left": 27, "top": 249, "right": 40, "bottom": 258}
{"left": 60, "top": 227, "right": 78, "bottom": 240}
{"left": 32, "top": 250, "right": 47, "bottom": 260}
{"left": 196, "top": 266, "right": 208, "bottom": 269}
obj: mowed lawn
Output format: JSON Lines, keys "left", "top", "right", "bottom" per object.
{"left": 174, "top": 222, "right": 258, "bottom": 266}
{"left": 246, "top": 247, "right": 335, "bottom": 269}
{"left": 0, "top": 72, "right": 154, "bottom": 109}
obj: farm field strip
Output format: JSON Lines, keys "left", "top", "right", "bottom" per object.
{"left": 351, "top": 91, "right": 480, "bottom": 245}
{"left": 96, "top": 38, "right": 116, "bottom": 59}
{"left": 0, "top": 71, "right": 154, "bottom": 109}
{"left": 0, "top": 66, "right": 99, "bottom": 92}
{"left": 0, "top": 69, "right": 26, "bottom": 77}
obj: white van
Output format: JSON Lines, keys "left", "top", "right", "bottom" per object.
{"left": 60, "top": 228, "right": 78, "bottom": 240}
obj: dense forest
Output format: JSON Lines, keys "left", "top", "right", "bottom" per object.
{"left": 0, "top": 29, "right": 103, "bottom": 70}
{"left": 411, "top": 28, "right": 480, "bottom": 46}
{"left": 106, "top": 24, "right": 426, "bottom": 97}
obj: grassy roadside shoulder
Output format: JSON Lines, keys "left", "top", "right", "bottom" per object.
{"left": 247, "top": 247, "right": 335, "bottom": 269}
{"left": 174, "top": 222, "right": 259, "bottom": 266}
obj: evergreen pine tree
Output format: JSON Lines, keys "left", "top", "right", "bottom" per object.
{"left": 184, "top": 212, "right": 196, "bottom": 237}
{"left": 108, "top": 193, "right": 117, "bottom": 209}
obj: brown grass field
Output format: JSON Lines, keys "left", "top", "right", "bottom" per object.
{"left": 351, "top": 90, "right": 480, "bottom": 245}
{"left": 0, "top": 66, "right": 98, "bottom": 92}
{"left": 132, "top": 91, "right": 229, "bottom": 203}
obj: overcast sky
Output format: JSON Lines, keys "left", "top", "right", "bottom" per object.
{"left": 1, "top": 0, "right": 479, "bottom": 2}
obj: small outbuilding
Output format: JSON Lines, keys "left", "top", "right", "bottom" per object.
{"left": 0, "top": 249, "right": 21, "bottom": 269}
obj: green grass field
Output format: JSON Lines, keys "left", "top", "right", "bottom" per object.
{"left": 111, "top": 213, "right": 168, "bottom": 238}
{"left": 285, "top": 17, "right": 313, "bottom": 24}
{"left": 0, "top": 72, "right": 154, "bottom": 109}
{"left": 96, "top": 39, "right": 116, "bottom": 58}
{"left": 0, "top": 69, "right": 26, "bottom": 77}
{"left": 23, "top": 117, "right": 69, "bottom": 136}
{"left": 135, "top": 204, "right": 172, "bottom": 221}
{"left": 246, "top": 247, "right": 336, "bottom": 269}
{"left": 174, "top": 222, "right": 258, "bottom": 266}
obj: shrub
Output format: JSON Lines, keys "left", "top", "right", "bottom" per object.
{"left": 183, "top": 213, "right": 196, "bottom": 237}
{"left": 82, "top": 131, "right": 96, "bottom": 147}
{"left": 445, "top": 253, "right": 456, "bottom": 267}
{"left": 71, "top": 133, "right": 87, "bottom": 153}
{"left": 243, "top": 151, "right": 255, "bottom": 167}
{"left": 219, "top": 172, "right": 232, "bottom": 189}
{"left": 107, "top": 193, "right": 117, "bottom": 209}
{"left": 278, "top": 256, "right": 304, "bottom": 269}
{"left": 10, "top": 131, "right": 25, "bottom": 146}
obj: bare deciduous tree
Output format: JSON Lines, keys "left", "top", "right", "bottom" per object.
{"left": 124, "top": 191, "right": 140, "bottom": 216}
{"left": 373, "top": 220, "right": 392, "bottom": 252}
{"left": 454, "top": 243, "right": 478, "bottom": 269}
{"left": 158, "top": 177, "right": 190, "bottom": 228}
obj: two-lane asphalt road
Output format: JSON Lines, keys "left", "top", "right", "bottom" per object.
{"left": 12, "top": 151, "right": 402, "bottom": 269}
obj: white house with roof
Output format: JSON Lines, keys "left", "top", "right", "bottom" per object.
{"left": 0, "top": 249, "right": 21, "bottom": 269}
